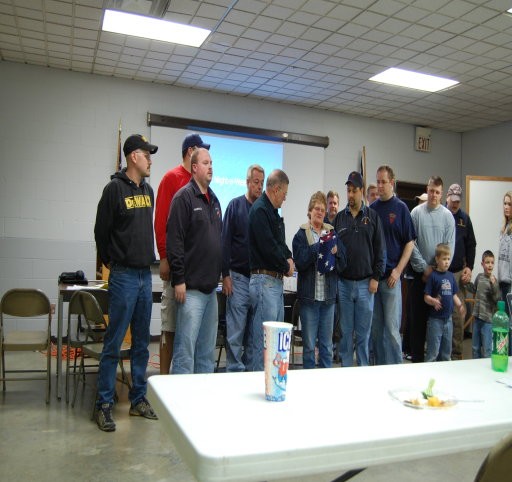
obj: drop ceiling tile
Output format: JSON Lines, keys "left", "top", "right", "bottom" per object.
{"left": 243, "top": 27, "right": 270, "bottom": 42}
{"left": 460, "top": 6, "right": 500, "bottom": 24}
{"left": 276, "top": 21, "right": 307, "bottom": 37}
{"left": 75, "top": 4, "right": 101, "bottom": 21}
{"left": 393, "top": 5, "right": 430, "bottom": 22}
{"left": 352, "top": 10, "right": 388, "bottom": 29}
{"left": 45, "top": 0, "right": 72, "bottom": 15}
{"left": 74, "top": 17, "right": 99, "bottom": 29}
{"left": 463, "top": 25, "right": 496, "bottom": 41}
{"left": 376, "top": 17, "right": 410, "bottom": 34}
{"left": 261, "top": 4, "right": 294, "bottom": 20}
{"left": 17, "top": 17, "right": 43, "bottom": 31}
{"left": 0, "top": 13, "right": 17, "bottom": 27}
{"left": 440, "top": 19, "right": 475, "bottom": 34}
{"left": 484, "top": 46, "right": 512, "bottom": 60}
{"left": 288, "top": 10, "right": 321, "bottom": 26}
{"left": 360, "top": 29, "right": 393, "bottom": 43}
{"left": 313, "top": 16, "right": 345, "bottom": 31}
{"left": 328, "top": 4, "right": 362, "bottom": 22}
{"left": 400, "top": 24, "right": 433, "bottom": 39}
{"left": 13, "top": 6, "right": 43, "bottom": 21}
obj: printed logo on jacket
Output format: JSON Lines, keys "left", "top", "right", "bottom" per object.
{"left": 124, "top": 195, "right": 152, "bottom": 209}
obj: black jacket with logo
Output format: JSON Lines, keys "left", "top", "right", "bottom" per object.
{"left": 94, "top": 169, "right": 155, "bottom": 269}
{"left": 167, "top": 178, "right": 222, "bottom": 293}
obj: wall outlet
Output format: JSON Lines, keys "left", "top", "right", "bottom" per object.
{"left": 50, "top": 303, "right": 56, "bottom": 315}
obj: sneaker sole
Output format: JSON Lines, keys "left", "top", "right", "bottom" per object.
{"left": 129, "top": 409, "right": 158, "bottom": 419}
{"left": 97, "top": 422, "right": 116, "bottom": 432}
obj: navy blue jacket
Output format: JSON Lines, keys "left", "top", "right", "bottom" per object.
{"left": 334, "top": 203, "right": 386, "bottom": 281}
{"left": 448, "top": 208, "right": 476, "bottom": 272}
{"left": 221, "top": 194, "right": 252, "bottom": 278}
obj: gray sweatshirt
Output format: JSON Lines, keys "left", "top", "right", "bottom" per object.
{"left": 410, "top": 203, "right": 455, "bottom": 274}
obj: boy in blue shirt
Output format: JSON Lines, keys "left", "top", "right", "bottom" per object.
{"left": 424, "top": 243, "right": 466, "bottom": 361}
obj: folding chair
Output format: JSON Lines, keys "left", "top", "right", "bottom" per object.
{"left": 0, "top": 289, "right": 52, "bottom": 403}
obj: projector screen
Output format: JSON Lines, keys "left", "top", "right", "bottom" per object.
{"left": 200, "top": 133, "right": 283, "bottom": 216}
{"left": 149, "top": 126, "right": 325, "bottom": 258}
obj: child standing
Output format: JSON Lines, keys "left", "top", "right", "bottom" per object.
{"left": 424, "top": 243, "right": 466, "bottom": 362}
{"left": 472, "top": 250, "right": 500, "bottom": 358}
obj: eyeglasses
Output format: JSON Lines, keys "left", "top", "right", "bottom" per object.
{"left": 278, "top": 186, "right": 288, "bottom": 197}
{"left": 135, "top": 150, "right": 151, "bottom": 160}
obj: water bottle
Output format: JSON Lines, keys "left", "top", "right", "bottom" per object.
{"left": 491, "top": 301, "right": 509, "bottom": 372}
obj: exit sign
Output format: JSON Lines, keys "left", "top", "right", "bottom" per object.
{"left": 415, "top": 127, "right": 432, "bottom": 153}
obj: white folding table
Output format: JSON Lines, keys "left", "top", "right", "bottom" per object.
{"left": 148, "top": 358, "right": 512, "bottom": 482}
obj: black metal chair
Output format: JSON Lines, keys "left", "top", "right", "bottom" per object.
{"left": 70, "top": 291, "right": 131, "bottom": 419}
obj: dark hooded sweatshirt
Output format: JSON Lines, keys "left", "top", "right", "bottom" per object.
{"left": 95, "top": 169, "right": 155, "bottom": 268}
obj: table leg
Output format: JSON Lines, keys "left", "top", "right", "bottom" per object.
{"left": 332, "top": 468, "right": 365, "bottom": 482}
{"left": 56, "top": 292, "right": 64, "bottom": 400}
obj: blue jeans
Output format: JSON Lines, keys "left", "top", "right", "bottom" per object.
{"left": 425, "top": 317, "right": 453, "bottom": 362}
{"left": 249, "top": 274, "right": 284, "bottom": 371}
{"left": 299, "top": 300, "right": 335, "bottom": 369}
{"left": 225, "top": 271, "right": 253, "bottom": 372}
{"left": 97, "top": 265, "right": 152, "bottom": 407}
{"left": 171, "top": 289, "right": 218, "bottom": 374}
{"left": 372, "top": 279, "right": 403, "bottom": 365}
{"left": 472, "top": 317, "right": 492, "bottom": 358}
{"left": 338, "top": 278, "right": 374, "bottom": 367}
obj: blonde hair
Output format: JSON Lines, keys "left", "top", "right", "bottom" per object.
{"left": 307, "top": 191, "right": 327, "bottom": 219}
{"left": 435, "top": 243, "right": 451, "bottom": 259}
{"left": 502, "top": 191, "right": 512, "bottom": 235}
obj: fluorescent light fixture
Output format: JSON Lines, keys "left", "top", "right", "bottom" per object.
{"left": 369, "top": 67, "right": 459, "bottom": 93}
{"left": 102, "top": 9, "right": 210, "bottom": 47}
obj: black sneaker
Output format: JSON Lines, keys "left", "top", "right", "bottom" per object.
{"left": 129, "top": 397, "right": 158, "bottom": 420}
{"left": 96, "top": 403, "right": 116, "bottom": 432}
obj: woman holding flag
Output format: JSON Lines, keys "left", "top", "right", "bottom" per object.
{"left": 292, "top": 191, "right": 345, "bottom": 369}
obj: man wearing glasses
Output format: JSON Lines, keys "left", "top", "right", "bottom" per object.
{"left": 248, "top": 169, "right": 294, "bottom": 371}
{"left": 94, "top": 134, "right": 159, "bottom": 432}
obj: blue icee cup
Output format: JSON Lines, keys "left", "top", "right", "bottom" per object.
{"left": 263, "top": 321, "right": 293, "bottom": 401}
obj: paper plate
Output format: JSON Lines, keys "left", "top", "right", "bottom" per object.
{"left": 389, "top": 388, "right": 457, "bottom": 409}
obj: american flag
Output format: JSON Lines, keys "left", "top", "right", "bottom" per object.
{"left": 317, "top": 230, "right": 336, "bottom": 274}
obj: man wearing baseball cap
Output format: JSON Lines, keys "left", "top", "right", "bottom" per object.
{"left": 94, "top": 134, "right": 159, "bottom": 431}
{"left": 334, "top": 171, "right": 385, "bottom": 366}
{"left": 154, "top": 133, "right": 210, "bottom": 374}
{"left": 446, "top": 183, "right": 476, "bottom": 359}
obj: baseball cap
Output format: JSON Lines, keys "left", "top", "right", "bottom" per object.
{"left": 447, "top": 183, "right": 462, "bottom": 201}
{"left": 123, "top": 134, "right": 158, "bottom": 156}
{"left": 345, "top": 171, "right": 363, "bottom": 189}
{"left": 415, "top": 193, "right": 428, "bottom": 202}
{"left": 182, "top": 133, "right": 210, "bottom": 155}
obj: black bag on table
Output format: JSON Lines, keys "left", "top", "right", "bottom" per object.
{"left": 58, "top": 270, "right": 88, "bottom": 285}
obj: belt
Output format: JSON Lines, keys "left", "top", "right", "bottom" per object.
{"left": 250, "top": 269, "right": 283, "bottom": 280}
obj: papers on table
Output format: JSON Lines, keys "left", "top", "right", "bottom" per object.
{"left": 497, "top": 377, "right": 512, "bottom": 388}
{"left": 65, "top": 283, "right": 105, "bottom": 290}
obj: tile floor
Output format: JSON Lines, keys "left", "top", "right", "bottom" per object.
{"left": 0, "top": 340, "right": 490, "bottom": 482}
